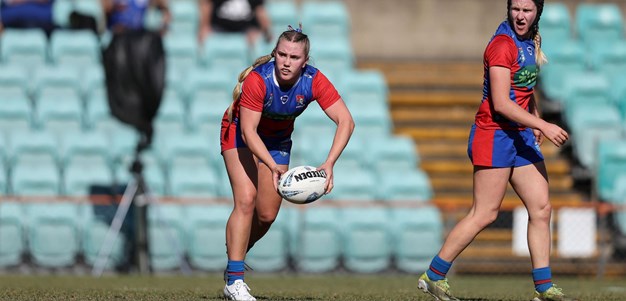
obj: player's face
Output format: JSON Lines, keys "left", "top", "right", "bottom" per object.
{"left": 509, "top": 0, "right": 537, "bottom": 39}
{"left": 273, "top": 40, "right": 308, "bottom": 86}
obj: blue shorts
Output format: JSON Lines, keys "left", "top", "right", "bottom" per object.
{"left": 467, "top": 124, "right": 544, "bottom": 167}
{"left": 221, "top": 118, "right": 292, "bottom": 165}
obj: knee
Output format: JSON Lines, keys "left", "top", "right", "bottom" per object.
{"left": 256, "top": 210, "right": 277, "bottom": 225}
{"left": 472, "top": 209, "right": 499, "bottom": 229}
{"left": 530, "top": 203, "right": 553, "bottom": 223}
{"left": 234, "top": 190, "right": 257, "bottom": 216}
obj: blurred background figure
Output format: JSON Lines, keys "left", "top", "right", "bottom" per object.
{"left": 0, "top": 0, "right": 56, "bottom": 36}
{"left": 197, "top": 0, "right": 272, "bottom": 46}
{"left": 102, "top": 0, "right": 170, "bottom": 34}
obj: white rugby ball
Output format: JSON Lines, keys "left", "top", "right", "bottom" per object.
{"left": 278, "top": 165, "right": 327, "bottom": 204}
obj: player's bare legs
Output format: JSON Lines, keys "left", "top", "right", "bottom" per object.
{"left": 510, "top": 162, "right": 551, "bottom": 268}
{"left": 439, "top": 166, "right": 511, "bottom": 261}
{"left": 247, "top": 161, "right": 286, "bottom": 251}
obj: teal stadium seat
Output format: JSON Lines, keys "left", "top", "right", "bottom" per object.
{"left": 25, "top": 202, "right": 81, "bottom": 268}
{"left": 611, "top": 175, "right": 626, "bottom": 236}
{"left": 157, "top": 132, "right": 213, "bottom": 170}
{"left": 590, "top": 41, "right": 626, "bottom": 79}
{"left": 597, "top": 139, "right": 626, "bottom": 201}
{"left": 341, "top": 70, "right": 388, "bottom": 107}
{"left": 36, "top": 93, "right": 84, "bottom": 135}
{"left": 366, "top": 135, "right": 420, "bottom": 173}
{"left": 309, "top": 37, "right": 354, "bottom": 83}
{"left": 147, "top": 203, "right": 187, "bottom": 271}
{"left": 301, "top": 1, "right": 350, "bottom": 40}
{"left": 11, "top": 162, "right": 61, "bottom": 197}
{"left": 154, "top": 89, "right": 188, "bottom": 136}
{"left": 0, "top": 64, "right": 30, "bottom": 98}
{"left": 0, "top": 158, "right": 6, "bottom": 195}
{"left": 0, "top": 91, "right": 34, "bottom": 134}
{"left": 184, "top": 204, "right": 231, "bottom": 271}
{"left": 539, "top": 3, "right": 572, "bottom": 53}
{"left": 185, "top": 68, "right": 235, "bottom": 132}
{"left": 80, "top": 204, "right": 127, "bottom": 270}
{"left": 169, "top": 0, "right": 199, "bottom": 34}
{"left": 377, "top": 169, "right": 433, "bottom": 202}
{"left": 0, "top": 202, "right": 25, "bottom": 268}
{"left": 52, "top": 0, "right": 73, "bottom": 28}
{"left": 50, "top": 30, "right": 101, "bottom": 68}
{"left": 350, "top": 102, "right": 392, "bottom": 138}
{"left": 31, "top": 65, "right": 82, "bottom": 109}
{"left": 329, "top": 167, "right": 377, "bottom": 202}
{"left": 538, "top": 40, "right": 586, "bottom": 101}
{"left": 293, "top": 207, "right": 341, "bottom": 273}
{"left": 266, "top": 1, "right": 298, "bottom": 38}
{"left": 340, "top": 207, "right": 391, "bottom": 273}
{"left": 163, "top": 34, "right": 198, "bottom": 74}
{"left": 201, "top": 34, "right": 250, "bottom": 77}
{"left": 246, "top": 206, "right": 293, "bottom": 272}
{"left": 64, "top": 160, "right": 113, "bottom": 197}
{"left": 169, "top": 163, "right": 219, "bottom": 198}
{"left": 0, "top": 28, "right": 47, "bottom": 69}
{"left": 561, "top": 71, "right": 611, "bottom": 125}
{"left": 575, "top": 4, "right": 624, "bottom": 52}
{"left": 389, "top": 206, "right": 443, "bottom": 273}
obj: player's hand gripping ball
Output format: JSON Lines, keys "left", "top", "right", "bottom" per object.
{"left": 278, "top": 165, "right": 327, "bottom": 204}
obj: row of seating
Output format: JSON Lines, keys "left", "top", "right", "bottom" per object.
{"left": 0, "top": 202, "right": 443, "bottom": 274}
{"left": 539, "top": 3, "right": 626, "bottom": 174}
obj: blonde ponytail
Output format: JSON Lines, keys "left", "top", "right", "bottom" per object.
{"left": 226, "top": 54, "right": 273, "bottom": 122}
{"left": 534, "top": 31, "right": 548, "bottom": 67}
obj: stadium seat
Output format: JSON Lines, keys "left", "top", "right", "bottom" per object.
{"left": 184, "top": 204, "right": 232, "bottom": 271}
{"left": 25, "top": 202, "right": 81, "bottom": 268}
{"left": 561, "top": 71, "right": 611, "bottom": 124}
{"left": 50, "top": 30, "right": 101, "bottom": 67}
{"left": 169, "top": 0, "right": 198, "bottom": 34}
{"left": 328, "top": 167, "right": 377, "bottom": 202}
{"left": 35, "top": 93, "right": 84, "bottom": 135}
{"left": 11, "top": 161, "right": 61, "bottom": 197}
{"left": 201, "top": 34, "right": 250, "bottom": 77}
{"left": 0, "top": 159, "right": 6, "bottom": 196}
{"left": 341, "top": 70, "right": 388, "bottom": 107}
{"left": 147, "top": 203, "right": 187, "bottom": 271}
{"left": 366, "top": 135, "right": 420, "bottom": 173}
{"left": 611, "top": 175, "right": 626, "bottom": 235}
{"left": 0, "top": 91, "right": 34, "bottom": 135}
{"left": 154, "top": 89, "right": 188, "bottom": 136}
{"left": 0, "top": 28, "right": 47, "bottom": 69}
{"left": 163, "top": 34, "right": 198, "bottom": 74}
{"left": 0, "top": 202, "right": 25, "bottom": 268}
{"left": 184, "top": 68, "right": 235, "bottom": 130}
{"left": 31, "top": 65, "right": 82, "bottom": 103}
{"left": 301, "top": 1, "right": 351, "bottom": 40}
{"left": 377, "top": 169, "right": 433, "bottom": 202}
{"left": 538, "top": 40, "right": 587, "bottom": 101}
{"left": 389, "top": 206, "right": 443, "bottom": 273}
{"left": 293, "top": 207, "right": 341, "bottom": 273}
{"left": 308, "top": 37, "right": 354, "bottom": 83}
{"left": 52, "top": 0, "right": 73, "bottom": 28}
{"left": 0, "top": 64, "right": 30, "bottom": 97}
{"left": 246, "top": 206, "right": 293, "bottom": 272}
{"left": 81, "top": 204, "right": 127, "bottom": 270}
{"left": 597, "top": 139, "right": 626, "bottom": 201}
{"left": 575, "top": 4, "right": 624, "bottom": 52}
{"left": 340, "top": 207, "right": 391, "bottom": 273}
{"left": 572, "top": 124, "right": 623, "bottom": 170}
{"left": 266, "top": 1, "right": 298, "bottom": 38}
{"left": 157, "top": 132, "right": 213, "bottom": 170}
{"left": 539, "top": 3, "right": 572, "bottom": 53}
{"left": 8, "top": 129, "right": 60, "bottom": 168}
{"left": 349, "top": 102, "right": 392, "bottom": 138}
{"left": 169, "top": 163, "right": 219, "bottom": 198}
{"left": 64, "top": 160, "right": 113, "bottom": 197}
{"left": 590, "top": 41, "right": 626, "bottom": 80}
{"left": 61, "top": 130, "right": 111, "bottom": 166}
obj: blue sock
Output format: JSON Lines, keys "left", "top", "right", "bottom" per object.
{"left": 532, "top": 266, "right": 553, "bottom": 293}
{"left": 426, "top": 255, "right": 452, "bottom": 281}
{"left": 226, "top": 260, "right": 245, "bottom": 285}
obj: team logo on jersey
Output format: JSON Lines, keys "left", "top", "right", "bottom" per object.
{"left": 295, "top": 95, "right": 305, "bottom": 108}
{"left": 280, "top": 95, "right": 289, "bottom": 105}
{"left": 527, "top": 46, "right": 534, "bottom": 56}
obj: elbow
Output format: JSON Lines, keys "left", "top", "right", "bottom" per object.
{"left": 492, "top": 102, "right": 507, "bottom": 115}
{"left": 345, "top": 117, "right": 355, "bottom": 135}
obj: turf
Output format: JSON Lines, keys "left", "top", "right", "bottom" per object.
{"left": 0, "top": 274, "right": 625, "bottom": 300}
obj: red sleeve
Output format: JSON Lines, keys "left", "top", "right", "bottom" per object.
{"left": 312, "top": 71, "right": 341, "bottom": 110}
{"left": 485, "top": 35, "right": 517, "bottom": 69}
{"left": 239, "top": 72, "right": 266, "bottom": 112}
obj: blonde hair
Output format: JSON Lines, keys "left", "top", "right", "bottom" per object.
{"left": 226, "top": 25, "right": 311, "bottom": 122}
{"left": 533, "top": 29, "right": 548, "bottom": 67}
{"left": 226, "top": 54, "right": 273, "bottom": 122}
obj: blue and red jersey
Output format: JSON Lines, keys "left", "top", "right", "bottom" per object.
{"left": 474, "top": 20, "right": 539, "bottom": 130}
{"left": 221, "top": 61, "right": 340, "bottom": 152}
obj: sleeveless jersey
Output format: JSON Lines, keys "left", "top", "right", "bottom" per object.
{"left": 475, "top": 20, "right": 539, "bottom": 130}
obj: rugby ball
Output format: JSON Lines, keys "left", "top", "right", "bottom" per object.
{"left": 278, "top": 165, "right": 327, "bottom": 204}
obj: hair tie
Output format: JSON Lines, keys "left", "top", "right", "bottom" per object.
{"left": 287, "top": 24, "right": 303, "bottom": 33}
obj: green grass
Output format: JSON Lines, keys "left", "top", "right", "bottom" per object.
{"left": 0, "top": 274, "right": 625, "bottom": 300}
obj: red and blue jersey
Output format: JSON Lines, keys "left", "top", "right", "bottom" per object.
{"left": 221, "top": 61, "right": 340, "bottom": 152}
{"left": 475, "top": 20, "right": 539, "bottom": 130}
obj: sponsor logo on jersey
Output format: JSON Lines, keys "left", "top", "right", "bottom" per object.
{"left": 280, "top": 95, "right": 289, "bottom": 104}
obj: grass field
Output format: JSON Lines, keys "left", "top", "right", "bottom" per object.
{"left": 1, "top": 273, "right": 625, "bottom": 301}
